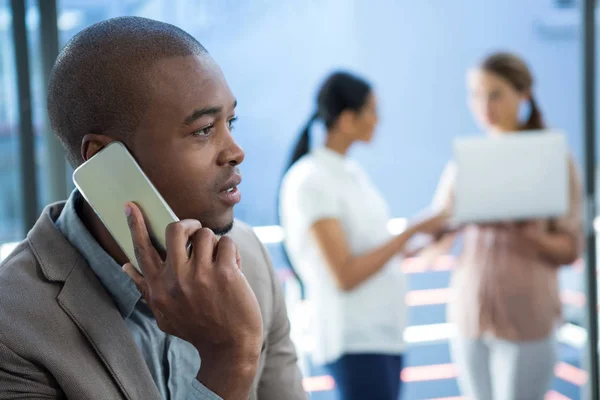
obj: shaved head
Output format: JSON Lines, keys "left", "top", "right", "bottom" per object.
{"left": 48, "top": 16, "right": 208, "bottom": 166}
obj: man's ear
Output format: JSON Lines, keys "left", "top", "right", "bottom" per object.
{"left": 81, "top": 134, "right": 116, "bottom": 162}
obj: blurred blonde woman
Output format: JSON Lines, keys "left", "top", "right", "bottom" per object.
{"left": 429, "top": 52, "right": 583, "bottom": 399}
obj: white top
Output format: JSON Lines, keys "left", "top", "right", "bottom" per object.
{"left": 279, "top": 147, "right": 407, "bottom": 365}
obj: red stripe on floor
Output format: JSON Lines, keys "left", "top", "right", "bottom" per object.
{"left": 545, "top": 390, "right": 573, "bottom": 400}
{"left": 302, "top": 375, "right": 335, "bottom": 392}
{"left": 302, "top": 362, "right": 587, "bottom": 392}
{"left": 555, "top": 362, "right": 588, "bottom": 386}
{"left": 405, "top": 288, "right": 451, "bottom": 306}
{"left": 405, "top": 288, "right": 587, "bottom": 308}
{"left": 401, "top": 363, "right": 458, "bottom": 382}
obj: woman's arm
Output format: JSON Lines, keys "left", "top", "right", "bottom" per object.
{"left": 411, "top": 161, "right": 459, "bottom": 263}
{"left": 310, "top": 213, "right": 448, "bottom": 292}
{"left": 520, "top": 157, "right": 584, "bottom": 267}
{"left": 535, "top": 232, "right": 579, "bottom": 265}
{"left": 519, "top": 221, "right": 579, "bottom": 266}
{"left": 411, "top": 231, "right": 458, "bottom": 264}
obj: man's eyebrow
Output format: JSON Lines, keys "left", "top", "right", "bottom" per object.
{"left": 182, "top": 100, "right": 237, "bottom": 126}
{"left": 182, "top": 106, "right": 222, "bottom": 126}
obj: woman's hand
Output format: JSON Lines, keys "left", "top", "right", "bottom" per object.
{"left": 509, "top": 220, "right": 577, "bottom": 265}
{"left": 479, "top": 220, "right": 548, "bottom": 245}
{"left": 403, "top": 210, "right": 457, "bottom": 265}
{"left": 477, "top": 221, "right": 517, "bottom": 231}
{"left": 515, "top": 220, "right": 548, "bottom": 246}
{"left": 411, "top": 209, "right": 452, "bottom": 237}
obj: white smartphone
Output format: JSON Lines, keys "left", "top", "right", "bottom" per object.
{"left": 73, "top": 141, "right": 179, "bottom": 274}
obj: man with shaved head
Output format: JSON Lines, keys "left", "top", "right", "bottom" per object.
{"left": 0, "top": 17, "right": 306, "bottom": 400}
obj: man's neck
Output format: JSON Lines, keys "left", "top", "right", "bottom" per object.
{"left": 79, "top": 201, "right": 130, "bottom": 266}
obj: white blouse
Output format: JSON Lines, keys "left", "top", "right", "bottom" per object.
{"left": 279, "top": 147, "right": 407, "bottom": 365}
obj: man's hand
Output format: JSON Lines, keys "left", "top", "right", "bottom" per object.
{"left": 122, "top": 202, "right": 263, "bottom": 400}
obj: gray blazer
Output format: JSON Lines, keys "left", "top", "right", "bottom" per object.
{"left": 0, "top": 203, "right": 306, "bottom": 400}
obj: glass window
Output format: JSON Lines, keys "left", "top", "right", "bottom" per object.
{"left": 25, "top": 0, "right": 50, "bottom": 210}
{"left": 0, "top": 0, "right": 22, "bottom": 244}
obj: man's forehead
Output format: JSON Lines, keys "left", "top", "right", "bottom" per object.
{"left": 148, "top": 55, "right": 219, "bottom": 89}
{"left": 145, "top": 55, "right": 233, "bottom": 112}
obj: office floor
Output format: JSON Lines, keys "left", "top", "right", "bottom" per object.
{"left": 303, "top": 342, "right": 583, "bottom": 400}
{"left": 273, "top": 253, "right": 588, "bottom": 400}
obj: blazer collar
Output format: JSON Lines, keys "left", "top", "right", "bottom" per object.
{"left": 27, "top": 203, "right": 161, "bottom": 400}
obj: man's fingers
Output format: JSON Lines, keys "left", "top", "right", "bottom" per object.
{"left": 191, "top": 228, "right": 218, "bottom": 270}
{"left": 123, "top": 263, "right": 149, "bottom": 299}
{"left": 125, "top": 202, "right": 161, "bottom": 276}
{"left": 165, "top": 220, "right": 203, "bottom": 268}
{"left": 214, "top": 236, "right": 239, "bottom": 270}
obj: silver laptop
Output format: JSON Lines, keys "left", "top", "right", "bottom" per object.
{"left": 452, "top": 130, "right": 569, "bottom": 224}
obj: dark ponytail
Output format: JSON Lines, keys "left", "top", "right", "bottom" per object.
{"left": 522, "top": 96, "right": 545, "bottom": 131}
{"left": 286, "top": 111, "right": 319, "bottom": 170}
{"left": 284, "top": 71, "right": 371, "bottom": 173}
{"left": 278, "top": 71, "right": 372, "bottom": 300}
{"left": 277, "top": 113, "right": 318, "bottom": 300}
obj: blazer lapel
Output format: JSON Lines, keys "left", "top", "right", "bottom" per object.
{"left": 29, "top": 204, "right": 161, "bottom": 400}
{"left": 57, "top": 260, "right": 161, "bottom": 400}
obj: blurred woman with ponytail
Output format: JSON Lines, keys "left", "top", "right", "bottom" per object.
{"left": 428, "top": 52, "right": 583, "bottom": 399}
{"left": 279, "top": 71, "right": 449, "bottom": 400}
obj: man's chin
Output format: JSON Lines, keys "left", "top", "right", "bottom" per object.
{"left": 212, "top": 219, "right": 234, "bottom": 236}
{"left": 196, "top": 208, "right": 235, "bottom": 236}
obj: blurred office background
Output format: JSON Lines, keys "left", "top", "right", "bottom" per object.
{"left": 0, "top": 0, "right": 596, "bottom": 398}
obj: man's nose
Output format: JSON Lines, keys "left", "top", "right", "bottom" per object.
{"left": 217, "top": 130, "right": 245, "bottom": 167}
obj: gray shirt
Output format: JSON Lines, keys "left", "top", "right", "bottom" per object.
{"left": 55, "top": 191, "right": 220, "bottom": 400}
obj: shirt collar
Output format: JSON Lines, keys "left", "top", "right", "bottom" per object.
{"left": 312, "top": 147, "right": 364, "bottom": 178}
{"left": 313, "top": 147, "right": 348, "bottom": 169}
{"left": 54, "top": 190, "right": 141, "bottom": 319}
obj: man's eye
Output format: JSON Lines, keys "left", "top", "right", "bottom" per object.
{"left": 192, "top": 125, "right": 213, "bottom": 137}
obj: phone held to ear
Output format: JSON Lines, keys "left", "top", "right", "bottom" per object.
{"left": 73, "top": 141, "right": 178, "bottom": 275}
